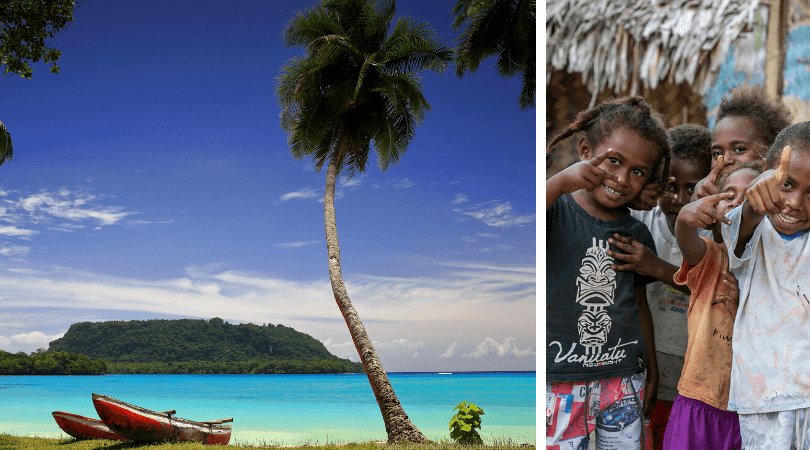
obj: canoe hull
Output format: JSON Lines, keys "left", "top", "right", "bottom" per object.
{"left": 92, "top": 393, "right": 231, "bottom": 445}
{"left": 52, "top": 411, "right": 128, "bottom": 441}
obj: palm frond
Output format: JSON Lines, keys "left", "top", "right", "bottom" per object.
{"left": 283, "top": 6, "right": 342, "bottom": 48}
{"left": 379, "top": 19, "right": 452, "bottom": 74}
{"left": 519, "top": 59, "right": 535, "bottom": 109}
{"left": 277, "top": 0, "right": 449, "bottom": 177}
{"left": 451, "top": 0, "right": 496, "bottom": 29}
{"left": 0, "top": 121, "right": 13, "bottom": 166}
{"left": 454, "top": 0, "right": 511, "bottom": 76}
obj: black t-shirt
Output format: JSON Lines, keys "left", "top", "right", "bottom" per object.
{"left": 546, "top": 194, "right": 657, "bottom": 382}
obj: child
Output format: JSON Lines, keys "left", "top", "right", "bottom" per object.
{"left": 721, "top": 122, "right": 810, "bottom": 448}
{"left": 696, "top": 85, "right": 791, "bottom": 199}
{"left": 609, "top": 124, "right": 712, "bottom": 449}
{"left": 664, "top": 161, "right": 763, "bottom": 450}
{"left": 546, "top": 96, "right": 670, "bottom": 450}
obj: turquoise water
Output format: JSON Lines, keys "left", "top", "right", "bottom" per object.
{"left": 0, "top": 372, "right": 536, "bottom": 445}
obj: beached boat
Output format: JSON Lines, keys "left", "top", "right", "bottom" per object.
{"left": 92, "top": 393, "right": 232, "bottom": 444}
{"left": 52, "top": 411, "right": 128, "bottom": 441}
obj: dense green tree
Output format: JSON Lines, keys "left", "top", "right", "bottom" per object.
{"left": 49, "top": 318, "right": 344, "bottom": 363}
{"left": 452, "top": 0, "right": 535, "bottom": 109}
{"left": 277, "top": 0, "right": 451, "bottom": 443}
{"left": 0, "top": 0, "right": 75, "bottom": 78}
{"left": 0, "top": 349, "right": 107, "bottom": 375}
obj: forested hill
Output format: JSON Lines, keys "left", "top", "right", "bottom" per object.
{"left": 48, "top": 318, "right": 348, "bottom": 364}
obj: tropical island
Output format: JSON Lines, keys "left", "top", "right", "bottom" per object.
{"left": 0, "top": 318, "right": 361, "bottom": 375}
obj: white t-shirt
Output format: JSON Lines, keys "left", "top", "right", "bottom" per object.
{"left": 632, "top": 207, "right": 690, "bottom": 356}
{"left": 722, "top": 205, "right": 810, "bottom": 414}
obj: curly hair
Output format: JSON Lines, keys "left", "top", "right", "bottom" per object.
{"left": 766, "top": 121, "right": 810, "bottom": 168}
{"left": 547, "top": 96, "right": 671, "bottom": 181}
{"left": 716, "top": 160, "right": 764, "bottom": 191}
{"left": 668, "top": 124, "right": 712, "bottom": 175}
{"left": 717, "top": 86, "right": 792, "bottom": 147}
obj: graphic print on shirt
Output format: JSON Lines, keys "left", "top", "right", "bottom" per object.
{"left": 576, "top": 238, "right": 617, "bottom": 356}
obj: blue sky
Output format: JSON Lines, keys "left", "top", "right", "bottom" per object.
{"left": 0, "top": 0, "right": 536, "bottom": 371}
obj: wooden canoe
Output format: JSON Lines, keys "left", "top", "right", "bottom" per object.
{"left": 92, "top": 393, "right": 232, "bottom": 445}
{"left": 52, "top": 411, "right": 129, "bottom": 441}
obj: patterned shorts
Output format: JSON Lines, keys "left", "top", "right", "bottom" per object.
{"left": 739, "top": 408, "right": 810, "bottom": 450}
{"left": 546, "top": 372, "right": 652, "bottom": 450}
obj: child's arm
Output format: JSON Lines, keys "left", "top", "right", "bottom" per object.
{"left": 736, "top": 146, "right": 791, "bottom": 256}
{"left": 546, "top": 149, "right": 620, "bottom": 208}
{"left": 607, "top": 234, "right": 687, "bottom": 293}
{"left": 636, "top": 285, "right": 657, "bottom": 417}
{"left": 674, "top": 192, "right": 734, "bottom": 266}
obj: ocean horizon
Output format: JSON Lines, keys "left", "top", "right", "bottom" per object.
{"left": 0, "top": 371, "right": 536, "bottom": 445}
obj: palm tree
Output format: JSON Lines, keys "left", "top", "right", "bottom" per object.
{"left": 277, "top": 0, "right": 451, "bottom": 443}
{"left": 452, "top": 0, "right": 535, "bottom": 109}
{"left": 0, "top": 121, "right": 13, "bottom": 165}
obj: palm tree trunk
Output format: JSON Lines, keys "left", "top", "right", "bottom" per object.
{"left": 323, "top": 156, "right": 428, "bottom": 444}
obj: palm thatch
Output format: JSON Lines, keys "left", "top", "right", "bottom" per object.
{"left": 547, "top": 0, "right": 762, "bottom": 105}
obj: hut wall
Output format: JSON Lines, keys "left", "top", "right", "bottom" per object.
{"left": 546, "top": 71, "right": 707, "bottom": 178}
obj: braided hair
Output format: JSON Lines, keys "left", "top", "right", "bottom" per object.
{"left": 547, "top": 96, "right": 671, "bottom": 182}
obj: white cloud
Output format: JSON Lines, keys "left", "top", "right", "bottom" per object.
{"left": 277, "top": 240, "right": 321, "bottom": 249}
{"left": 0, "top": 261, "right": 535, "bottom": 371}
{"left": 392, "top": 178, "right": 416, "bottom": 189}
{"left": 339, "top": 177, "right": 362, "bottom": 189}
{"left": 19, "top": 190, "right": 130, "bottom": 225}
{"left": 452, "top": 194, "right": 469, "bottom": 204}
{"left": 374, "top": 338, "right": 424, "bottom": 358}
{"left": 463, "top": 337, "right": 535, "bottom": 359}
{"left": 129, "top": 219, "right": 174, "bottom": 225}
{"left": 279, "top": 187, "right": 320, "bottom": 202}
{"left": 0, "top": 225, "right": 36, "bottom": 237}
{"left": 0, "top": 331, "right": 64, "bottom": 354}
{"left": 441, "top": 342, "right": 460, "bottom": 358}
{"left": 455, "top": 201, "right": 535, "bottom": 228}
{"left": 0, "top": 245, "right": 30, "bottom": 256}
{"left": 322, "top": 338, "right": 424, "bottom": 360}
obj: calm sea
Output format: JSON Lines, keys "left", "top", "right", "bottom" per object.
{"left": 0, "top": 372, "right": 536, "bottom": 445}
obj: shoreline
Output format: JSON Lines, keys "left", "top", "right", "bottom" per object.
{"left": 0, "top": 433, "right": 536, "bottom": 449}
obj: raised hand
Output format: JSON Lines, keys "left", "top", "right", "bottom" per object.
{"left": 607, "top": 233, "right": 658, "bottom": 276}
{"left": 557, "top": 148, "right": 622, "bottom": 193}
{"left": 693, "top": 154, "right": 725, "bottom": 200}
{"left": 746, "top": 146, "right": 791, "bottom": 215}
{"left": 629, "top": 177, "right": 675, "bottom": 211}
{"left": 677, "top": 191, "right": 735, "bottom": 229}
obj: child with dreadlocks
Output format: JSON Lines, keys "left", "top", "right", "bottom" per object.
{"left": 605, "top": 124, "right": 713, "bottom": 449}
{"left": 546, "top": 96, "right": 670, "bottom": 450}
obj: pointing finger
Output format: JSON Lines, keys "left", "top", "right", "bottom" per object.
{"left": 708, "top": 155, "right": 725, "bottom": 184}
{"left": 590, "top": 148, "right": 615, "bottom": 166}
{"left": 776, "top": 145, "right": 791, "bottom": 184}
{"left": 704, "top": 191, "right": 735, "bottom": 205}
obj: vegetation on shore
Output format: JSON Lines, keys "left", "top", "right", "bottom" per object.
{"left": 0, "top": 318, "right": 362, "bottom": 375}
{"left": 0, "top": 434, "right": 535, "bottom": 450}
{"left": 0, "top": 350, "right": 108, "bottom": 375}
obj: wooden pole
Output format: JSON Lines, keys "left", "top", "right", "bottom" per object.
{"left": 765, "top": 0, "right": 788, "bottom": 98}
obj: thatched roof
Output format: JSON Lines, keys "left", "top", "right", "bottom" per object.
{"left": 547, "top": 0, "right": 762, "bottom": 105}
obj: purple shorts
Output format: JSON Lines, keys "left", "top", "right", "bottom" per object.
{"left": 663, "top": 394, "right": 741, "bottom": 450}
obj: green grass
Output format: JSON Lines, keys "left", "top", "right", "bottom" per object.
{"left": 0, "top": 434, "right": 536, "bottom": 450}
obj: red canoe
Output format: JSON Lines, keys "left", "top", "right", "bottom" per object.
{"left": 52, "top": 411, "right": 128, "bottom": 441}
{"left": 92, "top": 393, "right": 232, "bottom": 445}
